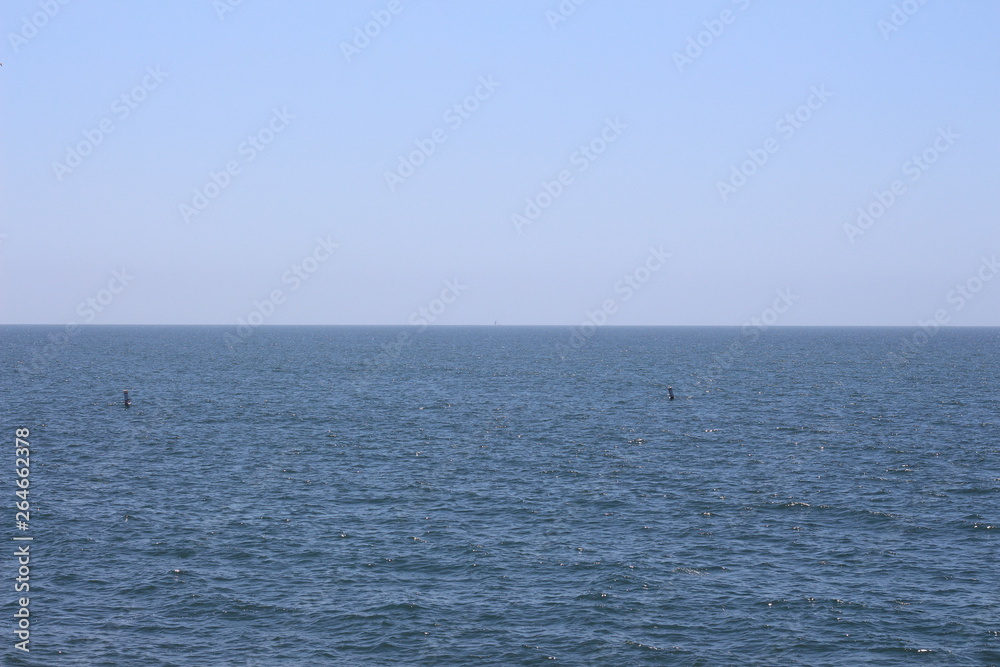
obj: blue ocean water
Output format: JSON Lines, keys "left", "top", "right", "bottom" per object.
{"left": 2, "top": 325, "right": 999, "bottom": 665}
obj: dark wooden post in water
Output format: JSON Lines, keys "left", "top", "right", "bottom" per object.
{"left": 667, "top": 386, "right": 675, "bottom": 401}
{"left": 124, "top": 390, "right": 131, "bottom": 408}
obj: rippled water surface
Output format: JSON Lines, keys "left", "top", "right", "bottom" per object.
{"left": 3, "top": 326, "right": 999, "bottom": 665}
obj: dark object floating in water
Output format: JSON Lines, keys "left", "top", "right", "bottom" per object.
{"left": 667, "top": 386, "right": 675, "bottom": 401}
{"left": 124, "top": 389, "right": 132, "bottom": 408}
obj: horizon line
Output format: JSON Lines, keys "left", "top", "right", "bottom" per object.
{"left": 3, "top": 323, "right": 1000, "bottom": 328}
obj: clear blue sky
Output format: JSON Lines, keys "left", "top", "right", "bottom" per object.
{"left": 2, "top": 1, "right": 998, "bottom": 325}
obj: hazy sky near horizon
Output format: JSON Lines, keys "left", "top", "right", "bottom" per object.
{"left": 2, "top": 1, "right": 999, "bottom": 326}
